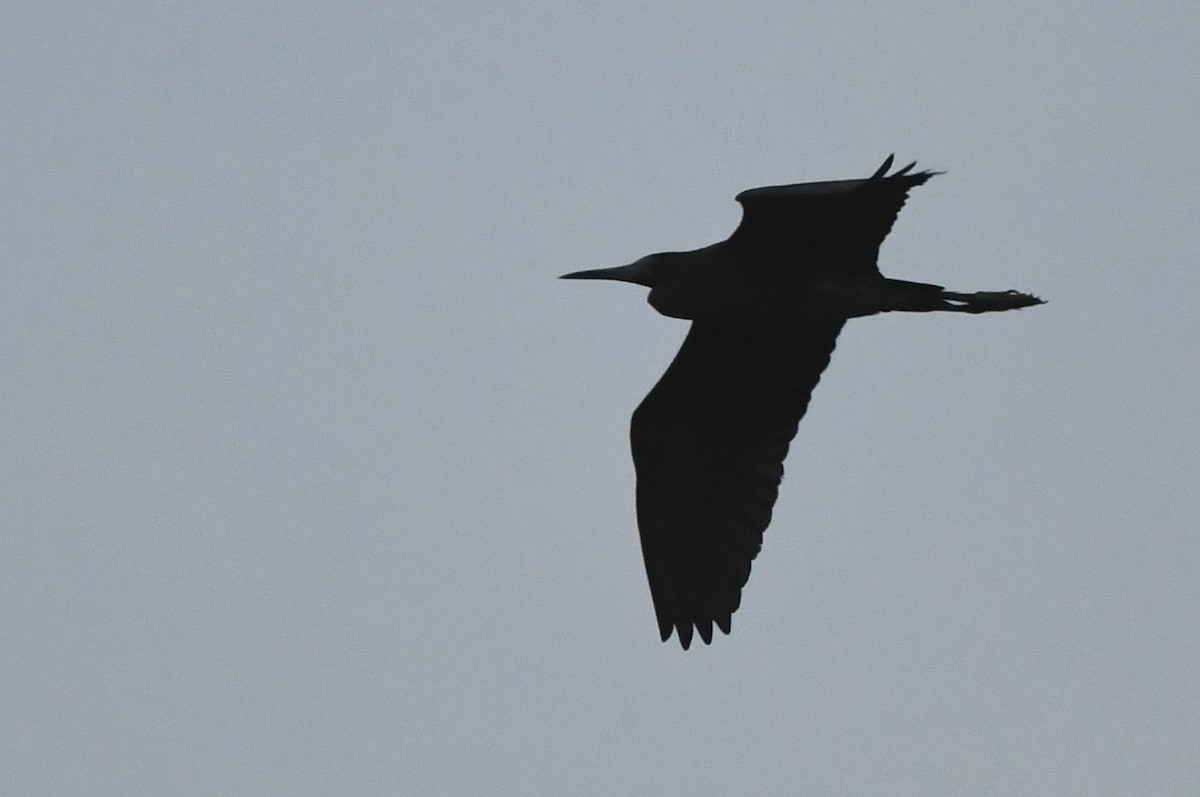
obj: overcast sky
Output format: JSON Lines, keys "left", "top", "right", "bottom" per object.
{"left": 4, "top": 3, "right": 1199, "bottom": 795}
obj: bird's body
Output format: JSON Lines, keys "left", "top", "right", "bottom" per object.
{"left": 563, "top": 156, "right": 1043, "bottom": 649}
{"left": 637, "top": 244, "right": 944, "bottom": 322}
{"left": 640, "top": 244, "right": 846, "bottom": 322}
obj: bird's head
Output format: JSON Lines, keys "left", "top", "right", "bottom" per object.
{"left": 560, "top": 253, "right": 673, "bottom": 287}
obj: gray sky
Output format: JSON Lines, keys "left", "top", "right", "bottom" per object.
{"left": 4, "top": 3, "right": 1199, "bottom": 795}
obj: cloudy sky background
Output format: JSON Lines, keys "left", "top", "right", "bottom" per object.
{"left": 4, "top": 3, "right": 1199, "bottom": 795}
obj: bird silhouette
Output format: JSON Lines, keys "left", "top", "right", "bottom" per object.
{"left": 563, "top": 155, "right": 1044, "bottom": 649}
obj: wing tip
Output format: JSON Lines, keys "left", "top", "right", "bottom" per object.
{"left": 871, "top": 155, "right": 944, "bottom": 183}
{"left": 661, "top": 615, "right": 735, "bottom": 650}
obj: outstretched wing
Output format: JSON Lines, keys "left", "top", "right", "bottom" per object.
{"left": 630, "top": 318, "right": 845, "bottom": 649}
{"left": 729, "top": 155, "right": 942, "bottom": 276}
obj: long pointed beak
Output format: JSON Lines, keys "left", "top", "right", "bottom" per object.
{"left": 560, "top": 261, "right": 653, "bottom": 286}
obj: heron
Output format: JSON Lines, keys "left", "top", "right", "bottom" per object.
{"left": 562, "top": 155, "right": 1044, "bottom": 650}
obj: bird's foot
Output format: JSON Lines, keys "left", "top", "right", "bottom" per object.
{"left": 941, "top": 289, "right": 1046, "bottom": 314}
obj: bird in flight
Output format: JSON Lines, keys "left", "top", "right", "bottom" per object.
{"left": 563, "top": 155, "right": 1044, "bottom": 649}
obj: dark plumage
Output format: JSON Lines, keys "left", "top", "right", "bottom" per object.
{"left": 563, "top": 156, "right": 1043, "bottom": 649}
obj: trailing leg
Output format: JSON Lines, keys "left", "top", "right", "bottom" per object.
{"left": 938, "top": 290, "right": 1046, "bottom": 313}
